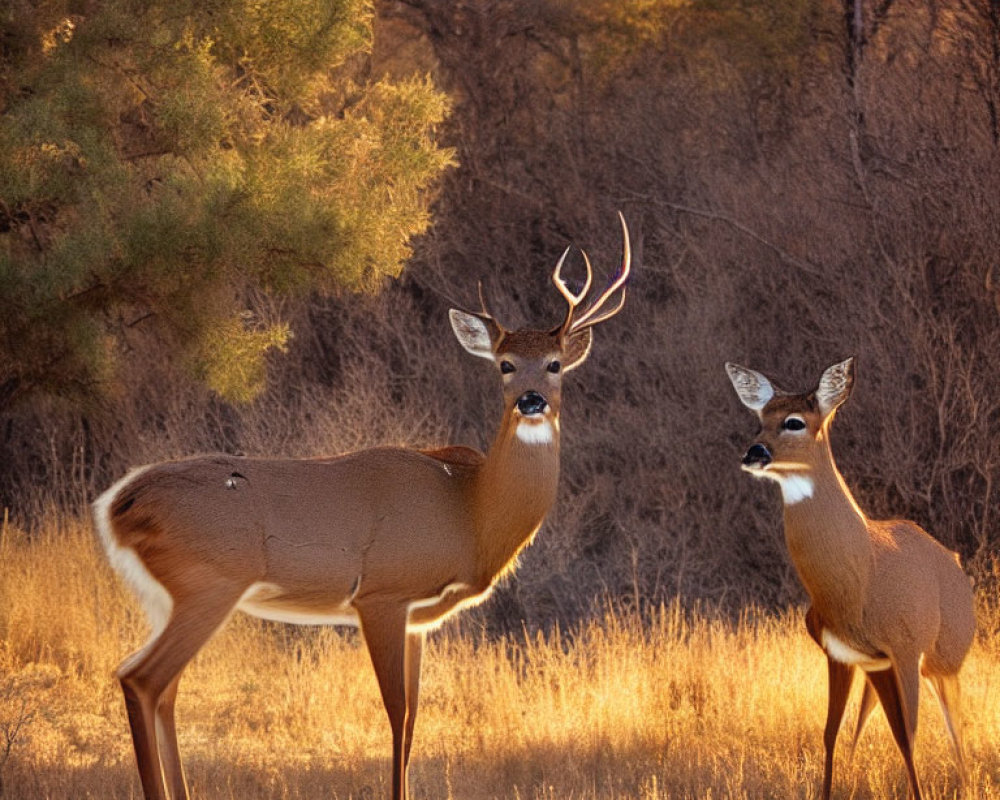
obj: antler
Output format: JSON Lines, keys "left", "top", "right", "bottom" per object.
{"left": 477, "top": 281, "right": 494, "bottom": 319}
{"left": 475, "top": 280, "right": 510, "bottom": 342}
{"left": 553, "top": 211, "right": 631, "bottom": 340}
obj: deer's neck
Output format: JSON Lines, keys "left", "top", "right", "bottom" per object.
{"left": 780, "top": 443, "right": 873, "bottom": 620}
{"left": 473, "top": 411, "right": 561, "bottom": 583}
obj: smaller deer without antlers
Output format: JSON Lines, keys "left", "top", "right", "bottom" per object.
{"left": 93, "top": 214, "right": 631, "bottom": 800}
{"left": 726, "top": 358, "right": 975, "bottom": 800}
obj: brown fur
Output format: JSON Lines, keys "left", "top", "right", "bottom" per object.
{"left": 94, "top": 218, "right": 631, "bottom": 800}
{"left": 728, "top": 358, "right": 975, "bottom": 800}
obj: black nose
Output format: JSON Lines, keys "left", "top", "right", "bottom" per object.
{"left": 742, "top": 443, "right": 772, "bottom": 468}
{"left": 516, "top": 390, "right": 548, "bottom": 416}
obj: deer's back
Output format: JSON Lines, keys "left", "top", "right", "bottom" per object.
{"left": 104, "top": 449, "right": 480, "bottom": 597}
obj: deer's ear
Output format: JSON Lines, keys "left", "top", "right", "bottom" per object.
{"left": 450, "top": 310, "right": 498, "bottom": 360}
{"left": 561, "top": 328, "right": 593, "bottom": 373}
{"left": 816, "top": 357, "right": 855, "bottom": 418}
{"left": 725, "top": 363, "right": 775, "bottom": 413}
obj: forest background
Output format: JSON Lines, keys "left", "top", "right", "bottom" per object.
{"left": 4, "top": 0, "right": 998, "bottom": 624}
{"left": 2, "top": 1, "right": 1000, "bottom": 797}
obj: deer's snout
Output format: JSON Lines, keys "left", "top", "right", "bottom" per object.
{"left": 742, "top": 443, "right": 772, "bottom": 470}
{"left": 516, "top": 391, "right": 549, "bottom": 416}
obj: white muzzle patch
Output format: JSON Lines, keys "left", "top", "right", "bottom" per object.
{"left": 516, "top": 418, "right": 554, "bottom": 445}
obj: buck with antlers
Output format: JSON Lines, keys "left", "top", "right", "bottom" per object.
{"left": 93, "top": 214, "right": 631, "bottom": 800}
{"left": 726, "top": 358, "right": 975, "bottom": 800}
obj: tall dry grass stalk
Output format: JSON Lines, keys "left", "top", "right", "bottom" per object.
{"left": 0, "top": 517, "right": 997, "bottom": 798}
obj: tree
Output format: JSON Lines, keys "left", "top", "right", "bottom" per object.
{"left": 0, "top": 0, "right": 453, "bottom": 406}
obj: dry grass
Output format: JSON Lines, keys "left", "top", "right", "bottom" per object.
{"left": 1, "top": 518, "right": 998, "bottom": 799}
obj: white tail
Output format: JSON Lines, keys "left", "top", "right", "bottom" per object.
{"left": 94, "top": 214, "right": 631, "bottom": 800}
{"left": 727, "top": 357, "right": 976, "bottom": 800}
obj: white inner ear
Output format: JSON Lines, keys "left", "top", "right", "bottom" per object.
{"left": 726, "top": 363, "right": 775, "bottom": 412}
{"left": 816, "top": 358, "right": 853, "bottom": 416}
{"left": 449, "top": 309, "right": 494, "bottom": 360}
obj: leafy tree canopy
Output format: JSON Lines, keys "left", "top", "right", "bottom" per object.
{"left": 0, "top": 0, "right": 453, "bottom": 405}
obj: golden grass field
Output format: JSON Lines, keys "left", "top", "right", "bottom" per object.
{"left": 1, "top": 517, "right": 997, "bottom": 799}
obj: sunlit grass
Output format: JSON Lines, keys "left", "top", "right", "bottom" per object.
{"left": 1, "top": 518, "right": 997, "bottom": 798}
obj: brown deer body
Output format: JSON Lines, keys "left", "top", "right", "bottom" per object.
{"left": 94, "top": 215, "right": 631, "bottom": 800}
{"left": 726, "top": 358, "right": 975, "bottom": 800}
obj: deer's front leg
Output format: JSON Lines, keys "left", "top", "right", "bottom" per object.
{"left": 821, "top": 656, "right": 854, "bottom": 800}
{"left": 358, "top": 602, "right": 411, "bottom": 800}
{"left": 404, "top": 630, "right": 424, "bottom": 769}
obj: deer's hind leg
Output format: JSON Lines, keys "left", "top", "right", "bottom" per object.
{"left": 867, "top": 660, "right": 923, "bottom": 800}
{"left": 925, "top": 672, "right": 967, "bottom": 782}
{"left": 849, "top": 677, "right": 878, "bottom": 760}
{"left": 156, "top": 674, "right": 188, "bottom": 800}
{"left": 119, "top": 587, "right": 243, "bottom": 800}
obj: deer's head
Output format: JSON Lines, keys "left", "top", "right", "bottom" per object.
{"left": 450, "top": 214, "right": 631, "bottom": 444}
{"left": 726, "top": 358, "right": 855, "bottom": 502}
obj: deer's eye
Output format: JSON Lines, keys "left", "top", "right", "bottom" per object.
{"left": 500, "top": 360, "right": 515, "bottom": 375}
{"left": 782, "top": 416, "right": 806, "bottom": 431}
{"left": 547, "top": 360, "right": 561, "bottom": 374}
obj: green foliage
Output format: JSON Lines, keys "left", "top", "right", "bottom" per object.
{"left": 0, "top": 0, "right": 452, "bottom": 405}
{"left": 193, "top": 315, "right": 291, "bottom": 405}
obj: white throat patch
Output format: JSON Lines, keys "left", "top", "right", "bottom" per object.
{"left": 746, "top": 465, "right": 815, "bottom": 505}
{"left": 516, "top": 418, "right": 554, "bottom": 445}
{"left": 775, "top": 473, "right": 814, "bottom": 504}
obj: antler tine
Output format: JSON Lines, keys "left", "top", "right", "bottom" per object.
{"left": 477, "top": 280, "right": 494, "bottom": 319}
{"left": 553, "top": 244, "right": 592, "bottom": 337}
{"left": 564, "top": 211, "right": 631, "bottom": 334}
{"left": 476, "top": 280, "right": 511, "bottom": 335}
{"left": 573, "top": 287, "right": 627, "bottom": 330}
{"left": 579, "top": 249, "right": 595, "bottom": 298}
{"left": 551, "top": 245, "right": 590, "bottom": 307}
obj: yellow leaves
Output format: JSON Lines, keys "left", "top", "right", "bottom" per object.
{"left": 560, "top": 0, "right": 816, "bottom": 92}
{"left": 223, "top": 0, "right": 374, "bottom": 109}
{"left": 12, "top": 140, "right": 86, "bottom": 181}
{"left": 325, "top": 75, "right": 455, "bottom": 291}
{"left": 581, "top": 0, "right": 691, "bottom": 42}
{"left": 565, "top": 0, "right": 692, "bottom": 83}
{"left": 360, "top": 75, "right": 452, "bottom": 138}
{"left": 40, "top": 17, "right": 77, "bottom": 55}
{"left": 236, "top": 73, "right": 453, "bottom": 293}
{"left": 195, "top": 314, "right": 290, "bottom": 404}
